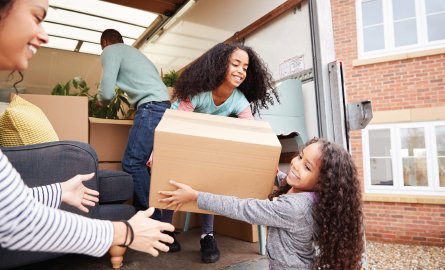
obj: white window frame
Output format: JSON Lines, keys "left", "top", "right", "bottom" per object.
{"left": 356, "top": 0, "right": 445, "bottom": 59}
{"left": 362, "top": 121, "right": 445, "bottom": 195}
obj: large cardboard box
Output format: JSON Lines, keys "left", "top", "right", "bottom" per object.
{"left": 150, "top": 109, "right": 281, "bottom": 214}
{"left": 18, "top": 94, "right": 89, "bottom": 143}
{"left": 88, "top": 117, "right": 132, "bottom": 171}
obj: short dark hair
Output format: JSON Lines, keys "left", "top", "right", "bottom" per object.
{"left": 101, "top": 29, "right": 124, "bottom": 44}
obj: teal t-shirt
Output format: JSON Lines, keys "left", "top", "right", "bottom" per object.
{"left": 171, "top": 89, "right": 249, "bottom": 116}
{"left": 98, "top": 43, "right": 169, "bottom": 108}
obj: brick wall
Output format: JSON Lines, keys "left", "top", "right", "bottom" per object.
{"left": 364, "top": 202, "right": 445, "bottom": 247}
{"left": 331, "top": 0, "right": 445, "bottom": 246}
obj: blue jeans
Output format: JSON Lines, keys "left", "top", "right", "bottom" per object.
{"left": 161, "top": 210, "right": 214, "bottom": 235}
{"left": 122, "top": 101, "right": 170, "bottom": 219}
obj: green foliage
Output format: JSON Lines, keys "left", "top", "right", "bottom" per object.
{"left": 162, "top": 70, "right": 179, "bottom": 87}
{"left": 51, "top": 76, "right": 90, "bottom": 96}
{"left": 51, "top": 77, "right": 131, "bottom": 119}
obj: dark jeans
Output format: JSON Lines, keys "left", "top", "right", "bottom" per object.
{"left": 122, "top": 101, "right": 170, "bottom": 219}
{"left": 161, "top": 210, "right": 214, "bottom": 234}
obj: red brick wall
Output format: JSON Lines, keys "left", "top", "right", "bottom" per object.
{"left": 331, "top": 0, "right": 445, "bottom": 246}
{"left": 364, "top": 202, "right": 445, "bottom": 247}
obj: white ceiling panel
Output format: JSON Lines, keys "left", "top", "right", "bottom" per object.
{"left": 141, "top": 0, "right": 287, "bottom": 72}
{"left": 44, "top": 0, "right": 157, "bottom": 54}
{"left": 143, "top": 43, "right": 203, "bottom": 59}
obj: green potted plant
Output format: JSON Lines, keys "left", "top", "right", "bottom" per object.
{"left": 162, "top": 70, "right": 179, "bottom": 87}
{"left": 51, "top": 77, "right": 132, "bottom": 119}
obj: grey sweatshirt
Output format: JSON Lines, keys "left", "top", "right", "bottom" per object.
{"left": 198, "top": 191, "right": 316, "bottom": 269}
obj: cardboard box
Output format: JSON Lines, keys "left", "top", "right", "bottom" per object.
{"left": 88, "top": 117, "right": 132, "bottom": 170}
{"left": 19, "top": 94, "right": 89, "bottom": 143}
{"left": 150, "top": 109, "right": 281, "bottom": 214}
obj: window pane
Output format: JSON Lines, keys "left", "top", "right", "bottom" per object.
{"left": 400, "top": 127, "right": 428, "bottom": 187}
{"left": 439, "top": 158, "right": 445, "bottom": 187}
{"left": 392, "top": 0, "right": 415, "bottom": 21}
{"left": 370, "top": 158, "right": 394, "bottom": 185}
{"left": 394, "top": 19, "right": 418, "bottom": 46}
{"left": 369, "top": 129, "right": 391, "bottom": 156}
{"left": 436, "top": 125, "right": 445, "bottom": 187}
{"left": 363, "top": 25, "right": 385, "bottom": 51}
{"left": 400, "top": 127, "right": 425, "bottom": 155}
{"left": 369, "top": 129, "right": 393, "bottom": 186}
{"left": 436, "top": 126, "right": 445, "bottom": 155}
{"left": 402, "top": 157, "right": 428, "bottom": 186}
{"left": 427, "top": 13, "right": 445, "bottom": 41}
{"left": 362, "top": 0, "right": 383, "bottom": 26}
{"left": 425, "top": 0, "right": 445, "bottom": 14}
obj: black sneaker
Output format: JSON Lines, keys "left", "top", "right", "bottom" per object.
{"left": 165, "top": 231, "right": 181, "bottom": 252}
{"left": 200, "top": 234, "right": 220, "bottom": 263}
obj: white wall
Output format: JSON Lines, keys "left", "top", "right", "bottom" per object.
{"left": 244, "top": 2, "right": 319, "bottom": 142}
{"left": 0, "top": 47, "right": 102, "bottom": 96}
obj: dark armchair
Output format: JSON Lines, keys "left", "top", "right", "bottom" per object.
{"left": 0, "top": 140, "right": 135, "bottom": 269}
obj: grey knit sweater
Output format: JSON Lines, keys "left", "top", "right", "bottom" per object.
{"left": 198, "top": 191, "right": 316, "bottom": 269}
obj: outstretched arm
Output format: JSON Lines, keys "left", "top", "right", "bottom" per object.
{"left": 29, "top": 173, "right": 99, "bottom": 213}
{"left": 1, "top": 151, "right": 174, "bottom": 257}
{"left": 158, "top": 180, "right": 304, "bottom": 229}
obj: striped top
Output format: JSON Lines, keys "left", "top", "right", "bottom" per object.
{"left": 0, "top": 150, "right": 113, "bottom": 256}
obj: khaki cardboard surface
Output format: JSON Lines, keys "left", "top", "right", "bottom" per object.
{"left": 19, "top": 94, "right": 89, "bottom": 142}
{"left": 89, "top": 117, "right": 132, "bottom": 168}
{"left": 214, "top": 216, "right": 259, "bottom": 243}
{"left": 150, "top": 109, "right": 281, "bottom": 214}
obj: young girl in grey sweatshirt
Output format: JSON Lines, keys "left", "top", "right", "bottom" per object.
{"left": 159, "top": 138, "right": 364, "bottom": 270}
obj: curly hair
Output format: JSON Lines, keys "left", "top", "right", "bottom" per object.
{"left": 268, "top": 138, "right": 364, "bottom": 270}
{"left": 173, "top": 42, "right": 279, "bottom": 115}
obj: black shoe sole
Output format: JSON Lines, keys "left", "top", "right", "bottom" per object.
{"left": 201, "top": 253, "right": 220, "bottom": 263}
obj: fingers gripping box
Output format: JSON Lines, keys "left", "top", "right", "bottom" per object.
{"left": 150, "top": 109, "right": 282, "bottom": 214}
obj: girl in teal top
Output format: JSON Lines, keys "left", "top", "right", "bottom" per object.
{"left": 171, "top": 42, "right": 279, "bottom": 119}
{"left": 163, "top": 43, "right": 280, "bottom": 263}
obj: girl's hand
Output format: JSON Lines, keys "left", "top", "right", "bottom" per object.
{"left": 128, "top": 208, "right": 175, "bottom": 256}
{"left": 158, "top": 180, "right": 199, "bottom": 211}
{"left": 60, "top": 173, "right": 99, "bottom": 213}
{"left": 146, "top": 152, "right": 153, "bottom": 168}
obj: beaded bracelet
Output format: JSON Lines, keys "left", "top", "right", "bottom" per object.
{"left": 118, "top": 220, "right": 134, "bottom": 247}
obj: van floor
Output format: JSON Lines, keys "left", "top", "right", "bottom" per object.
{"left": 16, "top": 228, "right": 268, "bottom": 270}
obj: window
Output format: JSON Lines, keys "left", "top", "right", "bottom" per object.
{"left": 356, "top": 0, "right": 445, "bottom": 58}
{"left": 362, "top": 121, "right": 445, "bottom": 195}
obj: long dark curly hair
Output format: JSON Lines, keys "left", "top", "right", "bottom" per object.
{"left": 269, "top": 138, "right": 364, "bottom": 270}
{"left": 172, "top": 42, "right": 279, "bottom": 115}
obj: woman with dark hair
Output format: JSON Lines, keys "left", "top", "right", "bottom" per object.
{"left": 154, "top": 42, "right": 280, "bottom": 263}
{"left": 0, "top": 0, "right": 174, "bottom": 259}
{"left": 160, "top": 138, "right": 364, "bottom": 270}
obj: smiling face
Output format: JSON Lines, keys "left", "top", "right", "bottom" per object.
{"left": 223, "top": 48, "right": 249, "bottom": 89}
{"left": 286, "top": 142, "right": 322, "bottom": 193}
{"left": 0, "top": 0, "right": 49, "bottom": 71}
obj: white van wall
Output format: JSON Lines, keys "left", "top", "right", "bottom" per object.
{"left": 244, "top": 2, "right": 319, "bottom": 142}
{"left": 21, "top": 47, "right": 101, "bottom": 95}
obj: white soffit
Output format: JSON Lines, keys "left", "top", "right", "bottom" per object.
{"left": 44, "top": 0, "right": 158, "bottom": 55}
{"left": 141, "top": 0, "right": 287, "bottom": 72}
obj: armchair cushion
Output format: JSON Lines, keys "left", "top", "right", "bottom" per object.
{"left": 0, "top": 95, "right": 59, "bottom": 147}
{"left": 98, "top": 170, "right": 133, "bottom": 204}
{"left": 0, "top": 140, "right": 135, "bottom": 269}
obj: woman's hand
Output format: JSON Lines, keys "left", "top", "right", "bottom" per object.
{"left": 158, "top": 180, "right": 199, "bottom": 211}
{"left": 127, "top": 208, "right": 175, "bottom": 256}
{"left": 60, "top": 173, "right": 99, "bottom": 213}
